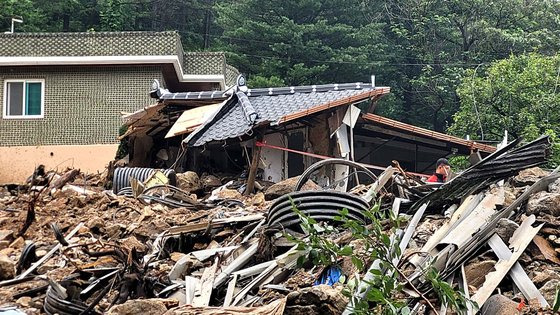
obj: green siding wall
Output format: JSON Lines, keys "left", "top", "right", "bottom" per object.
{"left": 0, "top": 66, "right": 165, "bottom": 146}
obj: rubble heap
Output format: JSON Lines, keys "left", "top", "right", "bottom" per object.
{"left": 0, "top": 136, "right": 559, "bottom": 314}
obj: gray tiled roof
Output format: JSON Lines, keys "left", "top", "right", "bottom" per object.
{"left": 185, "top": 83, "right": 381, "bottom": 147}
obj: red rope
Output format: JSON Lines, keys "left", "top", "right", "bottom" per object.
{"left": 255, "top": 141, "right": 428, "bottom": 177}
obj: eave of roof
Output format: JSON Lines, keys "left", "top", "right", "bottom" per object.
{"left": 361, "top": 113, "right": 496, "bottom": 153}
{"left": 0, "top": 55, "right": 225, "bottom": 89}
{"left": 277, "top": 87, "right": 390, "bottom": 125}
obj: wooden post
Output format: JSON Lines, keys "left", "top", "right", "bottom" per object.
{"left": 245, "top": 132, "right": 264, "bottom": 196}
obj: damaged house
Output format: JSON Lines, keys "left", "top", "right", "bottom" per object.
{"left": 121, "top": 76, "right": 495, "bottom": 191}
{"left": 0, "top": 31, "right": 239, "bottom": 184}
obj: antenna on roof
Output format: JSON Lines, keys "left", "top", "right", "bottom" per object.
{"left": 5, "top": 17, "right": 23, "bottom": 34}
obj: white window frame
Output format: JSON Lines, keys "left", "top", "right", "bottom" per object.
{"left": 3, "top": 79, "right": 45, "bottom": 119}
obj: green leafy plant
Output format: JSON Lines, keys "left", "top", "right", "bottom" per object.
{"left": 286, "top": 200, "right": 474, "bottom": 314}
{"left": 426, "top": 268, "right": 478, "bottom": 313}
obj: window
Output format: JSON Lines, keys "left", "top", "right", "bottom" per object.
{"left": 3, "top": 79, "right": 44, "bottom": 118}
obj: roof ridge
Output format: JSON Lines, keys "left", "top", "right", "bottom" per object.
{"left": 0, "top": 31, "right": 178, "bottom": 38}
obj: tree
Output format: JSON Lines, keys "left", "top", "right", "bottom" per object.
{"left": 213, "top": 0, "right": 388, "bottom": 86}
{"left": 449, "top": 53, "right": 560, "bottom": 164}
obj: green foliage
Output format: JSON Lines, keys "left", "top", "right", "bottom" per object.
{"left": 115, "top": 124, "right": 128, "bottom": 159}
{"left": 450, "top": 53, "right": 560, "bottom": 165}
{"left": 553, "top": 284, "right": 560, "bottom": 312}
{"left": 425, "top": 268, "right": 478, "bottom": 313}
{"left": 287, "top": 201, "right": 473, "bottom": 314}
{"left": 448, "top": 155, "right": 470, "bottom": 172}
{"left": 247, "top": 75, "right": 285, "bottom": 88}
{"left": 4, "top": 0, "right": 560, "bottom": 153}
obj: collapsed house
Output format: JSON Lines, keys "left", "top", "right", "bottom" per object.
{"left": 120, "top": 76, "right": 495, "bottom": 192}
{"left": 0, "top": 134, "right": 559, "bottom": 314}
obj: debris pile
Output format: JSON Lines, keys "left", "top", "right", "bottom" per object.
{"left": 0, "top": 135, "right": 559, "bottom": 314}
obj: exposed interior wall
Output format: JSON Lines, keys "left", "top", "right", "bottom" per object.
{"left": 261, "top": 133, "right": 285, "bottom": 182}
{"left": 0, "top": 144, "right": 118, "bottom": 184}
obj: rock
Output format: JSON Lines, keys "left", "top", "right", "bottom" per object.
{"left": 36, "top": 249, "right": 47, "bottom": 257}
{"left": 531, "top": 269, "right": 560, "bottom": 286}
{"left": 480, "top": 294, "right": 520, "bottom": 315}
{"left": 0, "top": 241, "right": 9, "bottom": 250}
{"left": 527, "top": 191, "right": 560, "bottom": 216}
{"left": 105, "top": 224, "right": 122, "bottom": 238}
{"left": 9, "top": 236, "right": 24, "bottom": 249}
{"left": 107, "top": 298, "right": 176, "bottom": 315}
{"left": 16, "top": 296, "right": 32, "bottom": 307}
{"left": 0, "top": 229, "right": 13, "bottom": 242}
{"left": 201, "top": 175, "right": 222, "bottom": 188}
{"left": 265, "top": 176, "right": 320, "bottom": 200}
{"left": 539, "top": 279, "right": 560, "bottom": 305}
{"left": 87, "top": 217, "right": 105, "bottom": 231}
{"left": 284, "top": 285, "right": 348, "bottom": 315}
{"left": 513, "top": 167, "right": 549, "bottom": 186}
{"left": 495, "top": 219, "right": 519, "bottom": 243}
{"left": 465, "top": 260, "right": 496, "bottom": 288}
{"left": 251, "top": 192, "right": 265, "bottom": 206}
{"left": 214, "top": 188, "right": 242, "bottom": 200}
{"left": 121, "top": 236, "right": 147, "bottom": 253}
{"left": 176, "top": 171, "right": 201, "bottom": 192}
{"left": 548, "top": 178, "right": 560, "bottom": 193}
{"left": 0, "top": 253, "right": 15, "bottom": 280}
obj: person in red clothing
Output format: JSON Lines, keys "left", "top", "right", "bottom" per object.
{"left": 426, "top": 158, "right": 451, "bottom": 183}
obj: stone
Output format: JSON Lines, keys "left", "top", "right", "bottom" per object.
{"left": 214, "top": 188, "right": 242, "bottom": 200}
{"left": 87, "top": 217, "right": 105, "bottom": 231}
{"left": 251, "top": 192, "right": 265, "bottom": 206}
{"left": 176, "top": 171, "right": 201, "bottom": 192}
{"left": 531, "top": 269, "right": 560, "bottom": 286}
{"left": 107, "top": 298, "right": 176, "bottom": 315}
{"left": 9, "top": 236, "right": 24, "bottom": 249}
{"left": 513, "top": 167, "right": 549, "bottom": 186}
{"left": 36, "top": 249, "right": 47, "bottom": 257}
{"left": 0, "top": 241, "right": 9, "bottom": 250}
{"left": 0, "top": 253, "right": 15, "bottom": 280}
{"left": 264, "top": 176, "right": 320, "bottom": 200}
{"left": 548, "top": 178, "right": 560, "bottom": 193}
{"left": 105, "top": 224, "right": 122, "bottom": 238}
{"left": 465, "top": 260, "right": 496, "bottom": 288}
{"left": 121, "top": 236, "right": 147, "bottom": 253}
{"left": 480, "top": 294, "right": 520, "bottom": 315}
{"left": 527, "top": 191, "right": 560, "bottom": 216}
{"left": 0, "top": 229, "right": 14, "bottom": 242}
{"left": 495, "top": 218, "right": 519, "bottom": 243}
{"left": 284, "top": 285, "right": 348, "bottom": 315}
{"left": 539, "top": 279, "right": 560, "bottom": 305}
{"left": 16, "top": 296, "right": 32, "bottom": 307}
{"left": 201, "top": 175, "right": 222, "bottom": 188}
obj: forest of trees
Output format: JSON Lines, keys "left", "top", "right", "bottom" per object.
{"left": 3, "top": 0, "right": 560, "bottom": 150}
